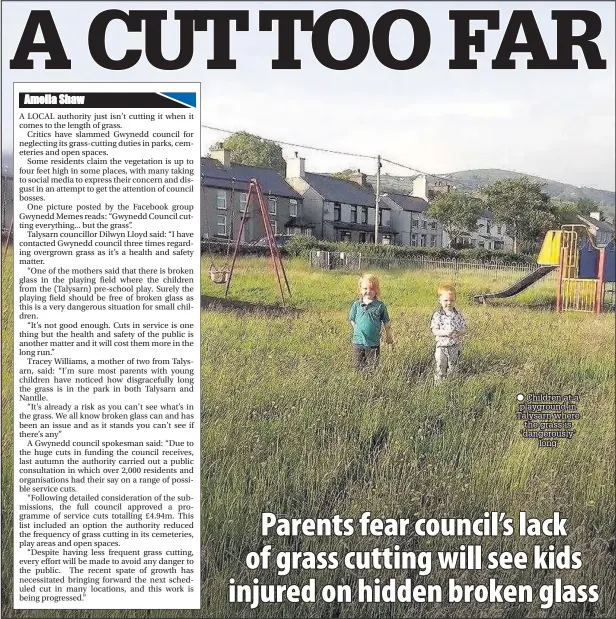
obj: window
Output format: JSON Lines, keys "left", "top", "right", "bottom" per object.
{"left": 411, "top": 233, "right": 418, "bottom": 247}
{"left": 421, "top": 220, "right": 427, "bottom": 229}
{"left": 420, "top": 234, "right": 427, "bottom": 247}
{"left": 289, "top": 199, "right": 298, "bottom": 218}
{"left": 361, "top": 207, "right": 368, "bottom": 224}
{"left": 382, "top": 210, "right": 390, "bottom": 226}
{"left": 478, "top": 241, "right": 485, "bottom": 248}
{"left": 351, "top": 205, "right": 357, "bottom": 223}
{"left": 486, "top": 222, "right": 491, "bottom": 234}
{"left": 304, "top": 228, "right": 312, "bottom": 236}
{"left": 216, "top": 190, "right": 227, "bottom": 210}
{"left": 341, "top": 231, "right": 352, "bottom": 242}
{"left": 497, "top": 225, "right": 502, "bottom": 235}
{"left": 430, "top": 235, "right": 437, "bottom": 247}
{"left": 268, "top": 196, "right": 277, "bottom": 215}
{"left": 494, "top": 240, "right": 504, "bottom": 250}
{"left": 239, "top": 192, "right": 248, "bottom": 212}
{"left": 334, "top": 203, "right": 341, "bottom": 221}
{"left": 412, "top": 217, "right": 419, "bottom": 228}
{"left": 216, "top": 214, "right": 227, "bottom": 236}
{"left": 430, "top": 221, "right": 437, "bottom": 230}
{"left": 382, "top": 235, "right": 392, "bottom": 245}
{"left": 359, "top": 232, "right": 366, "bottom": 243}
{"left": 378, "top": 210, "right": 382, "bottom": 226}
{"left": 270, "top": 219, "right": 277, "bottom": 235}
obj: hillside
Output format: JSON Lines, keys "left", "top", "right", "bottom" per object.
{"left": 366, "top": 168, "right": 615, "bottom": 217}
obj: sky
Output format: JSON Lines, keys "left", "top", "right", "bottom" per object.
{"left": 1, "top": 1, "right": 615, "bottom": 190}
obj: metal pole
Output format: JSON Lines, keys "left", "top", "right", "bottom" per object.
{"left": 595, "top": 247, "right": 606, "bottom": 314}
{"left": 374, "top": 154, "right": 381, "bottom": 245}
{"left": 556, "top": 241, "right": 565, "bottom": 312}
{"left": 3, "top": 216, "right": 14, "bottom": 263}
{"left": 225, "top": 183, "right": 253, "bottom": 297}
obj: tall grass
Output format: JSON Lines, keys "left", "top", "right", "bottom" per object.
{"left": 200, "top": 256, "right": 614, "bottom": 618}
{"left": 1, "top": 253, "right": 614, "bottom": 618}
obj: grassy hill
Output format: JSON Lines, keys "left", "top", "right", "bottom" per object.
{"left": 366, "top": 168, "right": 615, "bottom": 218}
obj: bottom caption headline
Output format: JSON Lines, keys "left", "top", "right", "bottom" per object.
{"left": 228, "top": 512, "right": 599, "bottom": 610}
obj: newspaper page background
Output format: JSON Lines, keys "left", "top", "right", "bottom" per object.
{"left": 1, "top": 1, "right": 615, "bottom": 618}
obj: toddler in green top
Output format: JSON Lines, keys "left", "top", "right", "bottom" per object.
{"left": 349, "top": 273, "right": 393, "bottom": 370}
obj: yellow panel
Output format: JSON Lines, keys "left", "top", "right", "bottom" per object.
{"left": 562, "top": 278, "right": 597, "bottom": 312}
{"left": 537, "top": 230, "right": 562, "bottom": 265}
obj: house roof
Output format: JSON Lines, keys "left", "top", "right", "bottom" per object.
{"left": 304, "top": 172, "right": 376, "bottom": 207}
{"left": 383, "top": 192, "right": 429, "bottom": 213}
{"left": 560, "top": 213, "right": 616, "bottom": 236}
{"left": 580, "top": 215, "right": 615, "bottom": 234}
{"left": 200, "top": 158, "right": 301, "bottom": 199}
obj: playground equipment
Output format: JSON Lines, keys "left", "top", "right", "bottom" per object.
{"left": 475, "top": 225, "right": 615, "bottom": 312}
{"left": 209, "top": 263, "right": 230, "bottom": 284}
{"left": 553, "top": 225, "right": 614, "bottom": 313}
{"left": 223, "top": 178, "right": 292, "bottom": 306}
{"left": 205, "top": 179, "right": 236, "bottom": 284}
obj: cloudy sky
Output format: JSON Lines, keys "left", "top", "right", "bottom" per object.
{"left": 2, "top": 1, "right": 615, "bottom": 190}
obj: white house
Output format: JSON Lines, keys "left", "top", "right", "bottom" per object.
{"left": 412, "top": 174, "right": 514, "bottom": 250}
{"left": 380, "top": 192, "right": 443, "bottom": 247}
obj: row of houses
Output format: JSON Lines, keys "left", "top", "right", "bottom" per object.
{"left": 2, "top": 152, "right": 613, "bottom": 250}
{"left": 200, "top": 148, "right": 517, "bottom": 249}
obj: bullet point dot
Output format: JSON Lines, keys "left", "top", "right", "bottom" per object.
{"left": 517, "top": 394, "right": 524, "bottom": 401}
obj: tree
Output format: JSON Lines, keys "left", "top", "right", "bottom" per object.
{"left": 331, "top": 169, "right": 355, "bottom": 181}
{"left": 481, "top": 177, "right": 552, "bottom": 253}
{"left": 426, "top": 191, "right": 484, "bottom": 248}
{"left": 211, "top": 131, "right": 286, "bottom": 174}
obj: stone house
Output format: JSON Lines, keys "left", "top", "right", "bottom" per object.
{"left": 286, "top": 155, "right": 396, "bottom": 244}
{"left": 576, "top": 212, "right": 615, "bottom": 247}
{"left": 444, "top": 213, "right": 513, "bottom": 250}
{"left": 380, "top": 192, "right": 442, "bottom": 247}
{"left": 200, "top": 148, "right": 308, "bottom": 244}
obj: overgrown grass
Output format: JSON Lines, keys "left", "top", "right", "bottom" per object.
{"left": 1, "top": 253, "right": 614, "bottom": 618}
{"left": 200, "top": 256, "right": 614, "bottom": 618}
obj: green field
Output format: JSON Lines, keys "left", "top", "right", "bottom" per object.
{"left": 2, "top": 253, "right": 615, "bottom": 618}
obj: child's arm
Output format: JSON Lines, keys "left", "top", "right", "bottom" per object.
{"left": 384, "top": 321, "right": 393, "bottom": 345}
{"left": 382, "top": 306, "right": 393, "bottom": 345}
{"left": 430, "top": 312, "right": 447, "bottom": 337}
{"left": 349, "top": 301, "right": 358, "bottom": 329}
{"left": 453, "top": 314, "right": 468, "bottom": 339}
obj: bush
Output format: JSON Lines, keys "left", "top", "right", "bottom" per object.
{"left": 283, "top": 235, "right": 320, "bottom": 257}
{"left": 201, "top": 236, "right": 535, "bottom": 264}
{"left": 302, "top": 240, "right": 534, "bottom": 264}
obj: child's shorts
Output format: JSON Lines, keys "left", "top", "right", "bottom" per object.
{"left": 353, "top": 345, "right": 380, "bottom": 370}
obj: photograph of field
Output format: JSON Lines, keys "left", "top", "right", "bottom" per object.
{"left": 198, "top": 254, "right": 615, "bottom": 618}
{"left": 1, "top": 248, "right": 615, "bottom": 617}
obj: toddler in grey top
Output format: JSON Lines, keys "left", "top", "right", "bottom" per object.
{"left": 430, "top": 284, "right": 467, "bottom": 382}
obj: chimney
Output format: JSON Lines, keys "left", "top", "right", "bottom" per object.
{"left": 411, "top": 174, "right": 428, "bottom": 200}
{"left": 286, "top": 153, "right": 305, "bottom": 179}
{"left": 210, "top": 144, "right": 231, "bottom": 166}
{"left": 349, "top": 169, "right": 367, "bottom": 187}
{"left": 589, "top": 211, "right": 602, "bottom": 221}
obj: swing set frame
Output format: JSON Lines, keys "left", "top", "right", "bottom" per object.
{"left": 219, "top": 177, "right": 291, "bottom": 306}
